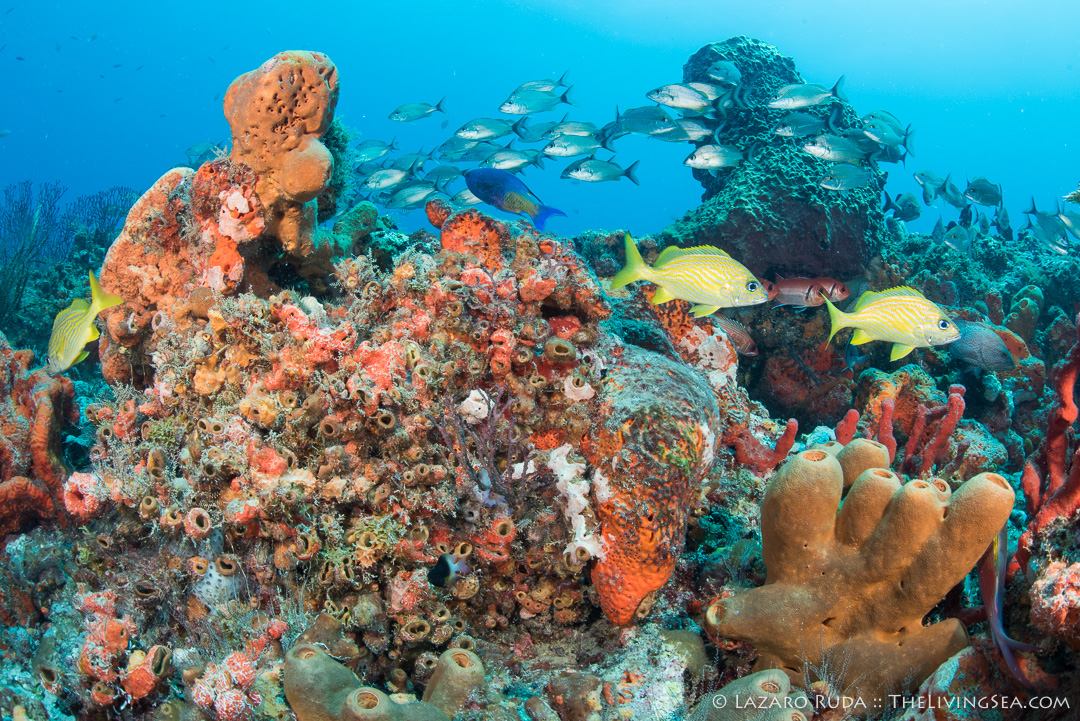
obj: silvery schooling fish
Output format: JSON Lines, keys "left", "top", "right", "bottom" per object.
{"left": 825, "top": 286, "right": 960, "bottom": 361}
{"left": 48, "top": 270, "right": 123, "bottom": 374}
{"left": 767, "top": 76, "right": 847, "bottom": 110}
{"left": 612, "top": 235, "right": 768, "bottom": 317}
{"left": 561, "top": 157, "right": 640, "bottom": 184}
{"left": 464, "top": 168, "right": 565, "bottom": 231}
{"left": 389, "top": 98, "right": 446, "bottom": 122}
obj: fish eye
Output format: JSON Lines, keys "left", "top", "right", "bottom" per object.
{"left": 938, "top": 319, "right": 951, "bottom": 330}
{"left": 747, "top": 281, "right": 759, "bottom": 292}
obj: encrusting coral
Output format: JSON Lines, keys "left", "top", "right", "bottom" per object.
{"left": 703, "top": 444, "right": 1015, "bottom": 712}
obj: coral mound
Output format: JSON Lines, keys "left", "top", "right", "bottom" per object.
{"left": 704, "top": 445, "right": 1014, "bottom": 712}
{"left": 659, "top": 36, "right": 886, "bottom": 278}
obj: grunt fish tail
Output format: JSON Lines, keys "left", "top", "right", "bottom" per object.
{"left": 611, "top": 234, "right": 649, "bottom": 289}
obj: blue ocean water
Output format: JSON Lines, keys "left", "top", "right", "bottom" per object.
{"left": 1, "top": 0, "right": 1077, "bottom": 239}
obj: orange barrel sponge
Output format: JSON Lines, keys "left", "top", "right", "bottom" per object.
{"left": 704, "top": 447, "right": 1015, "bottom": 714}
{"left": 224, "top": 51, "right": 339, "bottom": 255}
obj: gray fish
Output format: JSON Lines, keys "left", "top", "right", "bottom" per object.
{"left": 480, "top": 148, "right": 544, "bottom": 172}
{"left": 820, "top": 164, "right": 872, "bottom": 191}
{"left": 949, "top": 320, "right": 1015, "bottom": 371}
{"left": 390, "top": 98, "right": 446, "bottom": 122}
{"left": 653, "top": 117, "right": 713, "bottom": 143}
{"left": 0, "top": 129, "right": 10, "bottom": 138}
{"left": 773, "top": 111, "right": 827, "bottom": 138}
{"left": 500, "top": 87, "right": 575, "bottom": 115}
{"left": 646, "top": 83, "right": 713, "bottom": 112}
{"left": 355, "top": 138, "right": 397, "bottom": 163}
{"left": 561, "top": 158, "right": 640, "bottom": 185}
{"left": 914, "top": 170, "right": 944, "bottom": 205}
{"left": 550, "top": 120, "right": 600, "bottom": 137}
{"left": 455, "top": 117, "right": 529, "bottom": 141}
{"left": 803, "top": 134, "right": 866, "bottom": 165}
{"left": 862, "top": 110, "right": 904, "bottom": 135}
{"left": 437, "top": 136, "right": 478, "bottom": 158}
{"left": 456, "top": 142, "right": 508, "bottom": 163}
{"left": 543, "top": 134, "right": 613, "bottom": 158}
{"left": 616, "top": 106, "right": 677, "bottom": 135}
{"left": 706, "top": 60, "right": 742, "bottom": 87}
{"left": 993, "top": 207, "right": 1013, "bottom": 240}
{"left": 424, "top": 165, "right": 463, "bottom": 187}
{"left": 1026, "top": 198, "right": 1068, "bottom": 241}
{"left": 1057, "top": 209, "right": 1080, "bottom": 240}
{"left": 964, "top": 177, "right": 1003, "bottom": 207}
{"left": 513, "top": 115, "right": 564, "bottom": 143}
{"left": 688, "top": 82, "right": 725, "bottom": 103}
{"left": 513, "top": 71, "right": 570, "bottom": 93}
{"left": 360, "top": 168, "right": 411, "bottom": 191}
{"left": 883, "top": 191, "right": 921, "bottom": 221}
{"left": 768, "top": 76, "right": 846, "bottom": 110}
{"left": 684, "top": 144, "right": 743, "bottom": 170}
{"left": 386, "top": 184, "right": 438, "bottom": 209}
{"left": 938, "top": 174, "right": 968, "bottom": 209}
{"left": 185, "top": 141, "right": 225, "bottom": 167}
{"left": 978, "top": 211, "right": 991, "bottom": 235}
{"left": 932, "top": 217, "right": 945, "bottom": 241}
{"left": 942, "top": 224, "right": 970, "bottom": 253}
{"left": 392, "top": 152, "right": 432, "bottom": 171}
{"left": 450, "top": 188, "right": 482, "bottom": 206}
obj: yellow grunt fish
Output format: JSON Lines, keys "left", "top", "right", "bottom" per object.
{"left": 825, "top": 286, "right": 959, "bottom": 361}
{"left": 47, "top": 270, "right": 123, "bottom": 374}
{"left": 611, "top": 235, "right": 768, "bottom": 317}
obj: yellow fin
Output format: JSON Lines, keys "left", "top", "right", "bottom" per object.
{"left": 653, "top": 245, "right": 684, "bottom": 268}
{"left": 75, "top": 350, "right": 90, "bottom": 365}
{"left": 70, "top": 298, "right": 90, "bottom": 313}
{"left": 890, "top": 343, "right": 916, "bottom": 361}
{"left": 825, "top": 298, "right": 849, "bottom": 343}
{"left": 87, "top": 324, "right": 100, "bottom": 342}
{"left": 690, "top": 304, "right": 721, "bottom": 318}
{"left": 89, "top": 270, "right": 123, "bottom": 312}
{"left": 679, "top": 245, "right": 731, "bottom": 257}
{"left": 650, "top": 286, "right": 675, "bottom": 304}
{"left": 612, "top": 234, "right": 646, "bottom": 290}
{"left": 850, "top": 328, "right": 874, "bottom": 345}
{"left": 852, "top": 286, "right": 925, "bottom": 312}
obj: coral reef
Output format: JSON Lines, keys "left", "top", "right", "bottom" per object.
{"left": 658, "top": 36, "right": 887, "bottom": 279}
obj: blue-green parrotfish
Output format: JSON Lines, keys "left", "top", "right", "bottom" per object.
{"left": 464, "top": 168, "right": 565, "bottom": 231}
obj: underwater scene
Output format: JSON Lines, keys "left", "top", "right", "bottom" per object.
{"left": 3, "top": 1, "right": 1080, "bottom": 719}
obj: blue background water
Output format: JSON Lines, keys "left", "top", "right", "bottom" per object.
{"left": 1, "top": 0, "right": 1077, "bottom": 245}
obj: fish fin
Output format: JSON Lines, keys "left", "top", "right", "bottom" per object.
{"left": 87, "top": 324, "right": 99, "bottom": 342}
{"left": 560, "top": 86, "right": 576, "bottom": 106}
{"left": 832, "top": 75, "right": 847, "bottom": 103}
{"left": 434, "top": 96, "right": 447, "bottom": 114}
{"left": 623, "top": 160, "right": 640, "bottom": 186}
{"left": 852, "top": 286, "right": 925, "bottom": 312}
{"left": 653, "top": 246, "right": 685, "bottom": 268}
{"left": 890, "top": 343, "right": 916, "bottom": 361}
{"left": 676, "top": 245, "right": 730, "bottom": 258}
{"left": 825, "top": 298, "right": 850, "bottom": 343}
{"left": 75, "top": 350, "right": 89, "bottom": 365}
{"left": 611, "top": 234, "right": 647, "bottom": 289}
{"left": 650, "top": 286, "right": 675, "bottom": 304}
{"left": 89, "top": 270, "right": 123, "bottom": 312}
{"left": 70, "top": 298, "right": 90, "bottom": 313}
{"left": 690, "top": 304, "right": 721, "bottom": 318}
{"left": 531, "top": 204, "right": 566, "bottom": 231}
{"left": 850, "top": 328, "right": 874, "bottom": 345}
{"left": 557, "top": 70, "right": 571, "bottom": 87}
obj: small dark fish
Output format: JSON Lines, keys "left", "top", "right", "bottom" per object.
{"left": 932, "top": 216, "right": 945, "bottom": 241}
{"left": 964, "top": 177, "right": 1003, "bottom": 207}
{"left": 942, "top": 224, "right": 970, "bottom": 254}
{"left": 883, "top": 191, "right": 921, "bottom": 221}
{"left": 113, "top": 97, "right": 122, "bottom": 103}
{"left": 15, "top": 56, "right": 25, "bottom": 61}
{"left": 714, "top": 316, "right": 757, "bottom": 356}
{"left": 949, "top": 320, "right": 1015, "bottom": 371}
{"left": 465, "top": 168, "right": 565, "bottom": 230}
{"left": 844, "top": 341, "right": 870, "bottom": 372}
{"left": 820, "top": 165, "right": 872, "bottom": 191}
{"left": 112, "top": 63, "right": 121, "bottom": 68}
{"left": 706, "top": 60, "right": 741, "bottom": 87}
{"left": 135, "top": 65, "right": 143, "bottom": 71}
{"left": 993, "top": 207, "right": 1013, "bottom": 240}
{"left": 428, "top": 553, "right": 470, "bottom": 587}
{"left": 959, "top": 204, "right": 974, "bottom": 228}
{"left": 978, "top": 212, "right": 991, "bottom": 235}
{"left": 0, "top": 130, "right": 10, "bottom": 138}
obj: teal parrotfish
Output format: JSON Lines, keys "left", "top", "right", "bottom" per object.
{"left": 825, "top": 286, "right": 960, "bottom": 361}
{"left": 463, "top": 168, "right": 565, "bottom": 231}
{"left": 47, "top": 270, "right": 123, "bottom": 374}
{"left": 611, "top": 235, "right": 769, "bottom": 317}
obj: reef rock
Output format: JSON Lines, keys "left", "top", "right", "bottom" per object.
{"left": 659, "top": 35, "right": 886, "bottom": 279}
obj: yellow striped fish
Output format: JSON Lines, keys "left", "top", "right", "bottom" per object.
{"left": 611, "top": 235, "right": 768, "bottom": 317}
{"left": 825, "top": 286, "right": 960, "bottom": 361}
{"left": 47, "top": 271, "right": 123, "bottom": 374}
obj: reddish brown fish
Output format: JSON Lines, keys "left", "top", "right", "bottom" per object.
{"left": 816, "top": 277, "right": 850, "bottom": 302}
{"left": 772, "top": 274, "right": 826, "bottom": 308}
{"left": 714, "top": 315, "right": 757, "bottom": 355}
{"left": 758, "top": 278, "right": 778, "bottom": 301}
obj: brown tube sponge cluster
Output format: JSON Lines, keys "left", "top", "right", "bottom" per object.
{"left": 703, "top": 442, "right": 1015, "bottom": 712}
